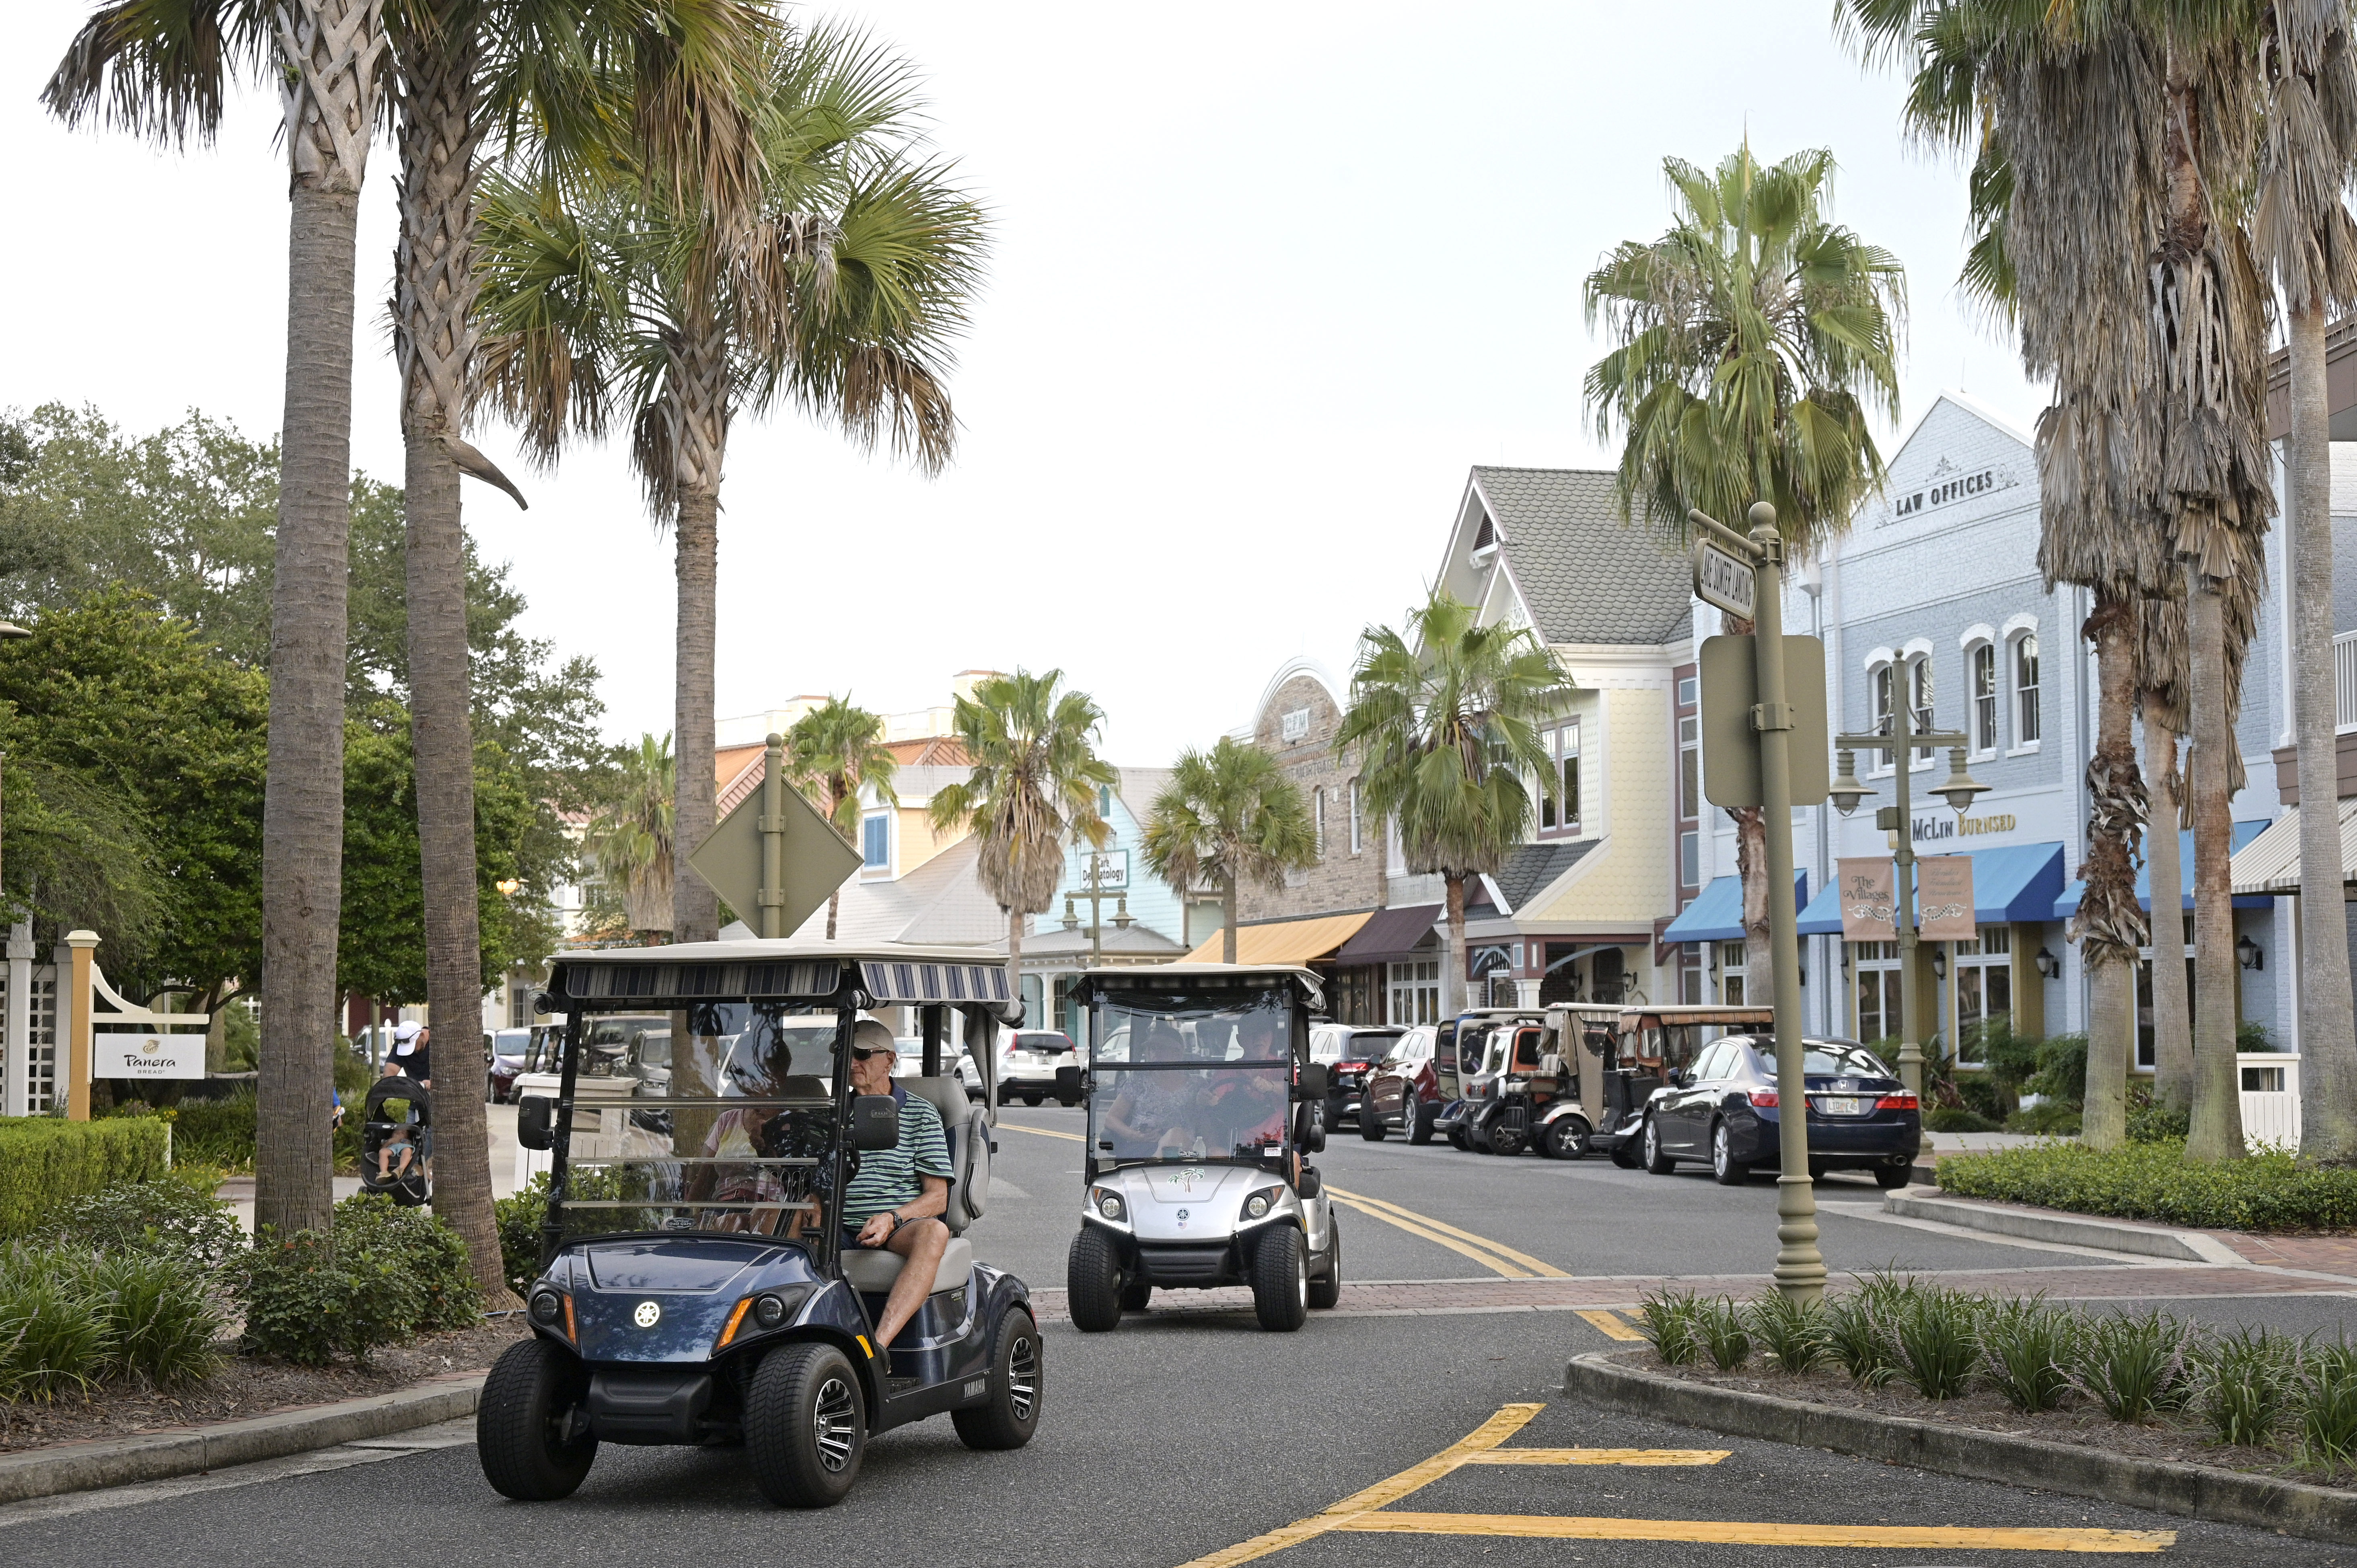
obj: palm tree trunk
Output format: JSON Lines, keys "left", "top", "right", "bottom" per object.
{"left": 1221, "top": 871, "right": 1238, "bottom": 964}
{"left": 2289, "top": 303, "right": 2357, "bottom": 1162}
{"left": 1006, "top": 904, "right": 1024, "bottom": 1030}
{"left": 2186, "top": 581, "right": 2247, "bottom": 1161}
{"left": 2077, "top": 590, "right": 2144, "bottom": 1152}
{"left": 1443, "top": 873, "right": 1467, "bottom": 1017}
{"left": 1732, "top": 806, "right": 1773, "bottom": 1009}
{"left": 825, "top": 781, "right": 842, "bottom": 939}
{"left": 256, "top": 0, "right": 387, "bottom": 1240}
{"left": 392, "top": 4, "right": 508, "bottom": 1302}
{"left": 2144, "top": 715, "right": 2192, "bottom": 1113}
{"left": 672, "top": 481, "right": 720, "bottom": 943}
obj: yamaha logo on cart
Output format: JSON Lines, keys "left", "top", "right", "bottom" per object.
{"left": 633, "top": 1301, "right": 661, "bottom": 1328}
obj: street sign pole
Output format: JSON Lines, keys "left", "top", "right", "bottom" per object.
{"left": 758, "top": 733, "right": 788, "bottom": 939}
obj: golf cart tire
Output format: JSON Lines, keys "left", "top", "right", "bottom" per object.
{"left": 1119, "top": 1275, "right": 1152, "bottom": 1311}
{"left": 476, "top": 1337, "right": 597, "bottom": 1501}
{"left": 745, "top": 1340, "right": 866, "bottom": 1507}
{"left": 1642, "top": 1116, "right": 1676, "bottom": 1175}
{"left": 1251, "top": 1226, "right": 1308, "bottom": 1332}
{"left": 1447, "top": 1126, "right": 1472, "bottom": 1152}
{"left": 1489, "top": 1123, "right": 1526, "bottom": 1157}
{"left": 1407, "top": 1105, "right": 1435, "bottom": 1145}
{"left": 1542, "top": 1116, "right": 1590, "bottom": 1161}
{"left": 1610, "top": 1139, "right": 1643, "bottom": 1169}
{"left": 953, "top": 1305, "right": 1043, "bottom": 1451}
{"left": 1359, "top": 1106, "right": 1388, "bottom": 1141}
{"left": 1066, "top": 1227, "right": 1124, "bottom": 1332}
{"left": 1308, "top": 1216, "right": 1341, "bottom": 1310}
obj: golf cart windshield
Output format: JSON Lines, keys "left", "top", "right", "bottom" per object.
{"left": 547, "top": 1001, "right": 844, "bottom": 1253}
{"left": 1089, "top": 986, "right": 1294, "bottom": 1165}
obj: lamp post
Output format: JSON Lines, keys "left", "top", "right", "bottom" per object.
{"left": 1827, "top": 693, "right": 1988, "bottom": 1159}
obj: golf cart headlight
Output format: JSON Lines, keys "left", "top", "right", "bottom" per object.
{"left": 753, "top": 1293, "right": 790, "bottom": 1330}
{"left": 529, "top": 1289, "right": 562, "bottom": 1326}
{"left": 1090, "top": 1186, "right": 1125, "bottom": 1223}
{"left": 1240, "top": 1185, "right": 1284, "bottom": 1223}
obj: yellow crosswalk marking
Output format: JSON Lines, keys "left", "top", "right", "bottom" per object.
{"left": 1325, "top": 1192, "right": 1534, "bottom": 1279}
{"left": 1325, "top": 1186, "right": 1571, "bottom": 1277}
{"left": 996, "top": 1122, "right": 1084, "bottom": 1141}
{"left": 1576, "top": 1307, "right": 1646, "bottom": 1341}
{"left": 1460, "top": 1448, "right": 1727, "bottom": 1465}
{"left": 1330, "top": 1512, "right": 2174, "bottom": 1552}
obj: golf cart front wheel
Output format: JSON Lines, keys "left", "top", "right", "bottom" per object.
{"left": 1119, "top": 1275, "right": 1152, "bottom": 1311}
{"left": 952, "top": 1306, "right": 1042, "bottom": 1451}
{"left": 745, "top": 1341, "right": 866, "bottom": 1507}
{"left": 1446, "top": 1125, "right": 1472, "bottom": 1152}
{"left": 1066, "top": 1227, "right": 1124, "bottom": 1332}
{"left": 1489, "top": 1121, "right": 1526, "bottom": 1157}
{"left": 477, "top": 1336, "right": 597, "bottom": 1500}
{"left": 1252, "top": 1226, "right": 1308, "bottom": 1332}
{"left": 1308, "top": 1215, "right": 1342, "bottom": 1309}
{"left": 1543, "top": 1116, "right": 1590, "bottom": 1161}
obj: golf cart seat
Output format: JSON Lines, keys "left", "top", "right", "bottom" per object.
{"left": 842, "top": 1232, "right": 975, "bottom": 1295}
{"left": 899, "top": 1076, "right": 991, "bottom": 1233}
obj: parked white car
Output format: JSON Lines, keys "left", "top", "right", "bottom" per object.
{"left": 893, "top": 1036, "right": 988, "bottom": 1101}
{"left": 997, "top": 1028, "right": 1081, "bottom": 1106}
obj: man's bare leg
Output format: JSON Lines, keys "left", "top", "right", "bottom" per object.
{"left": 872, "top": 1217, "right": 950, "bottom": 1348}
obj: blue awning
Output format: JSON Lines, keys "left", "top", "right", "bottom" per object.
{"left": 1797, "top": 841, "right": 2067, "bottom": 936}
{"left": 2052, "top": 822, "right": 2273, "bottom": 918}
{"left": 1664, "top": 872, "right": 1807, "bottom": 945}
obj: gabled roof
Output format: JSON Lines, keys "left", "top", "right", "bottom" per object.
{"left": 785, "top": 834, "right": 1008, "bottom": 947}
{"left": 1490, "top": 838, "right": 1600, "bottom": 914}
{"left": 1466, "top": 467, "right": 1692, "bottom": 647}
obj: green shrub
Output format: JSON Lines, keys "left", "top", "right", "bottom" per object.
{"left": 1891, "top": 1286, "right": 1984, "bottom": 1401}
{"left": 237, "top": 1194, "right": 480, "bottom": 1366}
{"left": 2074, "top": 1311, "right": 2192, "bottom": 1423}
{"left": 1938, "top": 1138, "right": 2357, "bottom": 1231}
{"left": 1956, "top": 1074, "right": 2010, "bottom": 1122}
{"left": 2003, "top": 1101, "right": 2081, "bottom": 1136}
{"left": 2299, "top": 1341, "right": 2357, "bottom": 1470}
{"left": 2027, "top": 1032, "right": 2088, "bottom": 1106}
{"left": 80, "top": 1249, "right": 226, "bottom": 1387}
{"left": 0, "top": 1116, "right": 170, "bottom": 1237}
{"left": 1696, "top": 1297, "right": 1751, "bottom": 1371}
{"left": 494, "top": 1174, "right": 551, "bottom": 1298}
{"left": 2197, "top": 1326, "right": 2298, "bottom": 1449}
{"left": 1744, "top": 1293, "right": 1828, "bottom": 1374}
{"left": 2239, "top": 1019, "right": 2281, "bottom": 1054}
{"left": 1925, "top": 1106, "right": 2000, "bottom": 1133}
{"left": 1637, "top": 1290, "right": 1701, "bottom": 1367}
{"left": 1823, "top": 1287, "right": 1897, "bottom": 1387}
{"left": 1980, "top": 1298, "right": 2077, "bottom": 1413}
{"left": 2125, "top": 1086, "right": 2190, "bottom": 1145}
{"left": 41, "top": 1178, "right": 243, "bottom": 1276}
{"left": 169, "top": 1091, "right": 257, "bottom": 1172}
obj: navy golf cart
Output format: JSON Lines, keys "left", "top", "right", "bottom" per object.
{"left": 479, "top": 941, "right": 1039, "bottom": 1507}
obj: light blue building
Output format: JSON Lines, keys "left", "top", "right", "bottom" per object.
{"left": 1018, "top": 767, "right": 1188, "bottom": 1038}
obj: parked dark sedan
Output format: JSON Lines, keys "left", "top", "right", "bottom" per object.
{"left": 1636, "top": 1035, "right": 1918, "bottom": 1187}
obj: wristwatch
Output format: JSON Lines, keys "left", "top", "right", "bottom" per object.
{"left": 886, "top": 1212, "right": 905, "bottom": 1234}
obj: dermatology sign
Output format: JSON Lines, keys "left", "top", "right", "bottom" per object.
{"left": 95, "top": 1032, "right": 204, "bottom": 1079}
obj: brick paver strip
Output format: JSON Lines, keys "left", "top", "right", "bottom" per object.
{"left": 1028, "top": 1263, "right": 2357, "bottom": 1322}
{"left": 2209, "top": 1232, "right": 2357, "bottom": 1276}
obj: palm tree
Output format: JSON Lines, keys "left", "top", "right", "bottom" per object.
{"left": 1582, "top": 140, "right": 1905, "bottom": 1005}
{"left": 782, "top": 696, "right": 898, "bottom": 939}
{"left": 1336, "top": 590, "right": 1564, "bottom": 1019}
{"left": 2253, "top": 2, "right": 2357, "bottom": 1164}
{"left": 2138, "top": 592, "right": 2194, "bottom": 1112}
{"left": 1139, "top": 737, "right": 1317, "bottom": 964}
{"left": 927, "top": 671, "right": 1114, "bottom": 1001}
{"left": 477, "top": 20, "right": 986, "bottom": 945}
{"left": 389, "top": 0, "right": 768, "bottom": 1301}
{"left": 48, "top": 0, "right": 390, "bottom": 1235}
{"left": 583, "top": 732, "right": 676, "bottom": 938}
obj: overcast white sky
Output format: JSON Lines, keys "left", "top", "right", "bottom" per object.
{"left": 3, "top": 1, "right": 2045, "bottom": 765}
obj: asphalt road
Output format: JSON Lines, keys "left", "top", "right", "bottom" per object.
{"left": 6, "top": 1100, "right": 2352, "bottom": 1565}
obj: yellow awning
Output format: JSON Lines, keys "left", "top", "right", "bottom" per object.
{"left": 1181, "top": 911, "right": 1375, "bottom": 966}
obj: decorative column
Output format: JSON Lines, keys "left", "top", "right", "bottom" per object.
{"left": 2, "top": 920, "right": 28, "bottom": 1117}
{"left": 64, "top": 929, "right": 98, "bottom": 1120}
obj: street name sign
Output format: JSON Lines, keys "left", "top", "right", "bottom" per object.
{"left": 1693, "top": 538, "right": 1758, "bottom": 621}
{"left": 687, "top": 771, "right": 862, "bottom": 938}
{"left": 1699, "top": 634, "right": 1829, "bottom": 809}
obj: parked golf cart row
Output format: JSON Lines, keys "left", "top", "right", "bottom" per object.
{"left": 1332, "top": 1003, "right": 1921, "bottom": 1185}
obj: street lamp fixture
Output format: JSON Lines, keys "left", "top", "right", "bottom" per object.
{"left": 1828, "top": 750, "right": 1869, "bottom": 817}
{"left": 1933, "top": 748, "right": 1989, "bottom": 816}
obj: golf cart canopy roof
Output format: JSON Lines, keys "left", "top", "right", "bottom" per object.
{"left": 547, "top": 939, "right": 1020, "bottom": 1019}
{"left": 1614, "top": 1005, "right": 1773, "bottom": 1034}
{"left": 1075, "top": 962, "right": 1325, "bottom": 1010}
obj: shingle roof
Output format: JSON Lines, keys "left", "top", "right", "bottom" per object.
{"left": 1492, "top": 838, "right": 1598, "bottom": 913}
{"left": 1470, "top": 467, "right": 1693, "bottom": 646}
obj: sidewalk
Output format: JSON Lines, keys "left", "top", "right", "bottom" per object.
{"left": 212, "top": 1103, "right": 522, "bottom": 1231}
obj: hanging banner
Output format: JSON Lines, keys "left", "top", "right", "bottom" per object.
{"left": 1836, "top": 858, "right": 1896, "bottom": 941}
{"left": 1917, "top": 855, "right": 1978, "bottom": 941}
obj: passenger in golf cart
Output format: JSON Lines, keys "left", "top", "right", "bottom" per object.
{"left": 481, "top": 942, "right": 1040, "bottom": 1511}
{"left": 1066, "top": 963, "right": 1339, "bottom": 1333}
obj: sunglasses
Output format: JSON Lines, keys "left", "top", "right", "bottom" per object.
{"left": 849, "top": 1045, "right": 895, "bottom": 1062}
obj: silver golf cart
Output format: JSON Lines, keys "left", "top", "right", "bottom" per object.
{"left": 1063, "top": 963, "right": 1339, "bottom": 1332}
{"left": 482, "top": 941, "right": 1037, "bottom": 1508}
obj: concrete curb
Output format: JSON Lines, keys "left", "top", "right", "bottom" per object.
{"left": 1563, "top": 1348, "right": 2357, "bottom": 1545}
{"left": 1885, "top": 1190, "right": 2246, "bottom": 1263}
{"left": 0, "top": 1372, "right": 485, "bottom": 1506}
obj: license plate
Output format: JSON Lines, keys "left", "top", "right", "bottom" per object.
{"left": 1818, "top": 1096, "right": 1866, "bottom": 1116}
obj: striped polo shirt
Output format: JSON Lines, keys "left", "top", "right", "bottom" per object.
{"left": 841, "top": 1086, "right": 952, "bottom": 1227}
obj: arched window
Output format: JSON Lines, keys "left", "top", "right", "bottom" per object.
{"left": 2013, "top": 632, "right": 2041, "bottom": 744}
{"left": 1869, "top": 662, "right": 1895, "bottom": 772}
{"left": 1969, "top": 641, "right": 1998, "bottom": 754}
{"left": 1909, "top": 653, "right": 1935, "bottom": 763}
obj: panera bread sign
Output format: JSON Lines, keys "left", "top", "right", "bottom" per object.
{"left": 1882, "top": 462, "right": 2019, "bottom": 524}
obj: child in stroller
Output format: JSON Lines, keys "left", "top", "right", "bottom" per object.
{"left": 360, "top": 1069, "right": 432, "bottom": 1206}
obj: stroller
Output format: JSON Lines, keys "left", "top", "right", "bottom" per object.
{"left": 360, "top": 1074, "right": 433, "bottom": 1207}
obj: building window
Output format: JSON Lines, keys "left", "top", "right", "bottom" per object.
{"left": 1679, "top": 714, "right": 1700, "bottom": 824}
{"left": 1868, "top": 664, "right": 1895, "bottom": 773}
{"left": 1098, "top": 784, "right": 1113, "bottom": 818}
{"left": 1348, "top": 780, "right": 1363, "bottom": 854}
{"left": 1953, "top": 926, "right": 2011, "bottom": 1063}
{"left": 1540, "top": 720, "right": 1582, "bottom": 835}
{"left": 1849, "top": 940, "right": 1900, "bottom": 1044}
{"left": 1388, "top": 959, "right": 1440, "bottom": 1026}
{"left": 1680, "top": 831, "right": 1699, "bottom": 890}
{"left": 862, "top": 813, "right": 890, "bottom": 870}
{"left": 2014, "top": 633, "right": 2040, "bottom": 744}
{"left": 1313, "top": 787, "right": 1326, "bottom": 858}
{"left": 1910, "top": 654, "right": 1935, "bottom": 762}
{"left": 1677, "top": 675, "right": 1698, "bottom": 707}
{"left": 1718, "top": 940, "right": 1747, "bottom": 1006}
{"left": 1970, "top": 642, "right": 1997, "bottom": 754}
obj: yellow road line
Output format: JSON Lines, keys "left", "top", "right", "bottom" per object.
{"left": 996, "top": 1122, "right": 1084, "bottom": 1142}
{"left": 1460, "top": 1448, "right": 1727, "bottom": 1466}
{"left": 1325, "top": 1185, "right": 1570, "bottom": 1277}
{"left": 1174, "top": 1404, "right": 1543, "bottom": 1568}
{"left": 1576, "top": 1307, "right": 1646, "bottom": 1341}
{"left": 1326, "top": 1193, "right": 1533, "bottom": 1279}
{"left": 1330, "top": 1513, "right": 2173, "bottom": 1552}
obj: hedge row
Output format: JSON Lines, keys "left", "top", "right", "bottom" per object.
{"left": 0, "top": 1116, "right": 171, "bottom": 1237}
{"left": 1938, "top": 1137, "right": 2357, "bottom": 1232}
